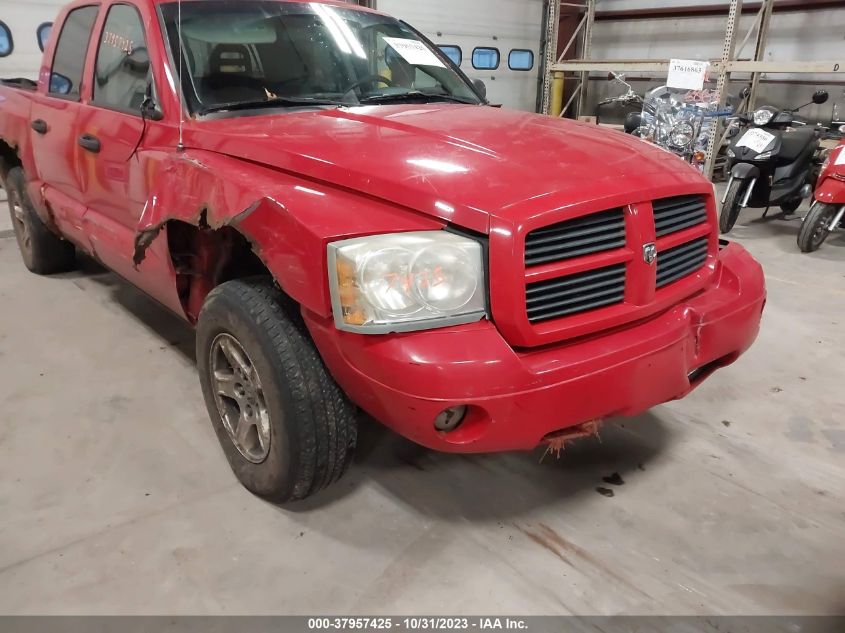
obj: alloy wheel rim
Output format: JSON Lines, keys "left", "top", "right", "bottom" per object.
{"left": 10, "top": 192, "right": 32, "bottom": 254}
{"left": 210, "top": 333, "right": 271, "bottom": 464}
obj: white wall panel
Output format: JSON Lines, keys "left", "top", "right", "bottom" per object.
{"left": 0, "top": 0, "right": 65, "bottom": 79}
{"left": 376, "top": 0, "right": 544, "bottom": 111}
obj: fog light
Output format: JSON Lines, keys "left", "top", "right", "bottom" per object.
{"left": 434, "top": 406, "right": 467, "bottom": 432}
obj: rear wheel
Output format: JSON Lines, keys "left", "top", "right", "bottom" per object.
{"left": 197, "top": 278, "right": 357, "bottom": 503}
{"left": 719, "top": 179, "right": 746, "bottom": 234}
{"left": 6, "top": 167, "right": 75, "bottom": 274}
{"left": 797, "top": 202, "right": 837, "bottom": 253}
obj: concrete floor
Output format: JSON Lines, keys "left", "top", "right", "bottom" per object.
{"left": 0, "top": 190, "right": 843, "bottom": 616}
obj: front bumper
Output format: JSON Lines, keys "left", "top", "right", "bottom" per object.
{"left": 305, "top": 242, "right": 765, "bottom": 453}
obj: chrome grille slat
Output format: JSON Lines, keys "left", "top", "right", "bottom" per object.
{"left": 525, "top": 208, "right": 625, "bottom": 266}
{"left": 656, "top": 237, "right": 708, "bottom": 288}
{"left": 653, "top": 195, "right": 708, "bottom": 237}
{"left": 526, "top": 263, "right": 625, "bottom": 323}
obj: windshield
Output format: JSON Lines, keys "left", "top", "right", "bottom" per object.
{"left": 159, "top": 1, "right": 483, "bottom": 114}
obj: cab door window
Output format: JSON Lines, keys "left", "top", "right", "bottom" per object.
{"left": 49, "top": 6, "right": 99, "bottom": 97}
{"left": 93, "top": 4, "right": 151, "bottom": 114}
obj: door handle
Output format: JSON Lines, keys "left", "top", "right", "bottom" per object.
{"left": 31, "top": 119, "right": 48, "bottom": 134}
{"left": 78, "top": 134, "right": 101, "bottom": 154}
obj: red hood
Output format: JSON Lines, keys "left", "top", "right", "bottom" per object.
{"left": 185, "top": 104, "right": 706, "bottom": 233}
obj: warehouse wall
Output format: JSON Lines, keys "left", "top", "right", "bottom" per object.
{"left": 0, "top": 0, "right": 63, "bottom": 79}
{"left": 586, "top": 2, "right": 845, "bottom": 124}
{"left": 376, "top": 0, "right": 544, "bottom": 111}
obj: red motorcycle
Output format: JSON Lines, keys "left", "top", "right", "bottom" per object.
{"left": 798, "top": 140, "right": 845, "bottom": 252}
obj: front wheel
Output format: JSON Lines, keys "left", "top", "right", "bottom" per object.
{"left": 797, "top": 203, "right": 838, "bottom": 253}
{"left": 719, "top": 179, "right": 746, "bottom": 234}
{"left": 197, "top": 278, "right": 357, "bottom": 503}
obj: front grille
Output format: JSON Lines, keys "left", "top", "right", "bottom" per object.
{"left": 657, "top": 238, "right": 708, "bottom": 288}
{"left": 653, "top": 195, "right": 708, "bottom": 237}
{"left": 525, "top": 208, "right": 625, "bottom": 266}
{"left": 526, "top": 263, "right": 625, "bottom": 323}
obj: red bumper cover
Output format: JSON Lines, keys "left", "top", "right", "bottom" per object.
{"left": 305, "top": 242, "right": 765, "bottom": 453}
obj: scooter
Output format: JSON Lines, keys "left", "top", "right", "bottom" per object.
{"left": 797, "top": 138, "right": 845, "bottom": 252}
{"left": 719, "top": 90, "right": 829, "bottom": 234}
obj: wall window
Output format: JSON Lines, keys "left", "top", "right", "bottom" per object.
{"left": 50, "top": 6, "right": 99, "bottom": 97}
{"left": 508, "top": 49, "right": 534, "bottom": 71}
{"left": 472, "top": 47, "right": 499, "bottom": 71}
{"left": 37, "top": 22, "right": 53, "bottom": 52}
{"left": 438, "top": 45, "right": 461, "bottom": 67}
{"left": 0, "top": 21, "right": 13, "bottom": 57}
{"left": 94, "top": 5, "right": 151, "bottom": 113}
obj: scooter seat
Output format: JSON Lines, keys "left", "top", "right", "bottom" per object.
{"left": 778, "top": 127, "right": 818, "bottom": 162}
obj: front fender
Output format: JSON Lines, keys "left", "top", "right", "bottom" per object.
{"left": 731, "top": 163, "right": 761, "bottom": 180}
{"left": 814, "top": 176, "right": 845, "bottom": 205}
{"left": 134, "top": 150, "right": 442, "bottom": 319}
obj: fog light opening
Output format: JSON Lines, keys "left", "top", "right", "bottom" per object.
{"left": 434, "top": 406, "right": 468, "bottom": 432}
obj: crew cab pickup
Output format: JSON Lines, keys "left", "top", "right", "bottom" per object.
{"left": 0, "top": 0, "right": 765, "bottom": 502}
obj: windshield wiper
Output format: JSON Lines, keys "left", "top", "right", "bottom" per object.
{"left": 358, "top": 91, "right": 477, "bottom": 105}
{"left": 199, "top": 96, "right": 344, "bottom": 115}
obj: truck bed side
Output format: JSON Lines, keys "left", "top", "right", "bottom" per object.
{"left": 0, "top": 79, "right": 38, "bottom": 187}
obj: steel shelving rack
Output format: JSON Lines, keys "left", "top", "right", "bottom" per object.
{"left": 540, "top": 0, "right": 845, "bottom": 178}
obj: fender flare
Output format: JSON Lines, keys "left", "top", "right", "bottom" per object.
{"left": 814, "top": 176, "right": 845, "bottom": 205}
{"left": 730, "top": 163, "right": 760, "bottom": 180}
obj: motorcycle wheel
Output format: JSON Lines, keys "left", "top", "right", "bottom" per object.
{"left": 719, "top": 179, "right": 746, "bottom": 234}
{"left": 797, "top": 202, "right": 837, "bottom": 253}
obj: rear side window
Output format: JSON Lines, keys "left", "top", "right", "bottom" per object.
{"left": 508, "top": 49, "right": 534, "bottom": 71}
{"left": 50, "top": 6, "right": 99, "bottom": 97}
{"left": 37, "top": 22, "right": 53, "bottom": 52}
{"left": 472, "top": 47, "right": 499, "bottom": 71}
{"left": 438, "top": 45, "right": 461, "bottom": 66}
{"left": 94, "top": 4, "right": 151, "bottom": 113}
{"left": 0, "top": 21, "right": 12, "bottom": 57}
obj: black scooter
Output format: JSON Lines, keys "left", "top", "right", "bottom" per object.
{"left": 719, "top": 90, "right": 829, "bottom": 234}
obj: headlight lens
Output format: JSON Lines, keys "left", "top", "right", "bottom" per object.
{"left": 753, "top": 108, "right": 774, "bottom": 126}
{"left": 329, "top": 232, "right": 486, "bottom": 333}
{"left": 669, "top": 122, "right": 694, "bottom": 148}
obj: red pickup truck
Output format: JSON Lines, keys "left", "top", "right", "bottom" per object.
{"left": 1, "top": 0, "right": 765, "bottom": 502}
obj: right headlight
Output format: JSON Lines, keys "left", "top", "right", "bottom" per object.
{"left": 753, "top": 108, "right": 775, "bottom": 126}
{"left": 328, "top": 231, "right": 487, "bottom": 333}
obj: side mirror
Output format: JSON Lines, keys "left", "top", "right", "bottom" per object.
{"left": 472, "top": 78, "right": 487, "bottom": 100}
{"left": 141, "top": 81, "right": 164, "bottom": 121}
{"left": 812, "top": 90, "right": 829, "bottom": 105}
{"left": 49, "top": 72, "right": 72, "bottom": 95}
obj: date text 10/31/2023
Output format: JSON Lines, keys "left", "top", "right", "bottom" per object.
{"left": 307, "top": 618, "right": 529, "bottom": 630}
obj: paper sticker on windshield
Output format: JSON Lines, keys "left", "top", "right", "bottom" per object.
{"left": 737, "top": 128, "right": 776, "bottom": 154}
{"left": 383, "top": 37, "right": 446, "bottom": 68}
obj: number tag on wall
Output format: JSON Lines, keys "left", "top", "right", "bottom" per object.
{"left": 667, "top": 59, "right": 709, "bottom": 90}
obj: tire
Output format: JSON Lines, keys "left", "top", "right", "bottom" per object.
{"left": 797, "top": 202, "right": 837, "bottom": 253}
{"left": 6, "top": 167, "right": 75, "bottom": 274}
{"left": 196, "top": 277, "right": 357, "bottom": 503}
{"left": 719, "top": 179, "right": 746, "bottom": 234}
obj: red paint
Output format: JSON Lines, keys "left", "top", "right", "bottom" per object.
{"left": 0, "top": 0, "right": 766, "bottom": 453}
{"left": 816, "top": 143, "right": 845, "bottom": 205}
